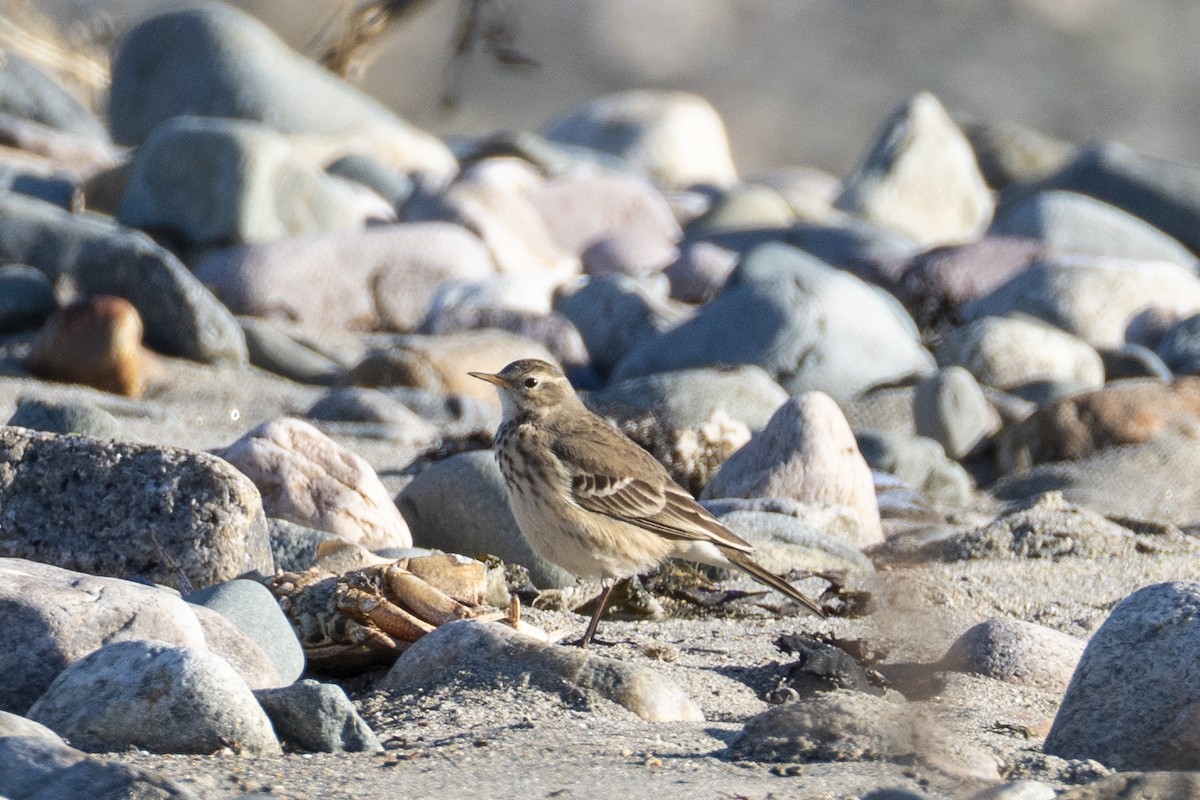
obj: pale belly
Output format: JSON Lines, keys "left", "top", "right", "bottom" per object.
{"left": 506, "top": 481, "right": 674, "bottom": 580}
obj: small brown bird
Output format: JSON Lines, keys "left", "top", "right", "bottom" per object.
{"left": 470, "top": 359, "right": 825, "bottom": 647}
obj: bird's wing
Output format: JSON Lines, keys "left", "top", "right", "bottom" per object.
{"left": 557, "top": 428, "right": 754, "bottom": 554}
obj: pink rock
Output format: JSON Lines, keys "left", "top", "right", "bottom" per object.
{"left": 702, "top": 392, "right": 883, "bottom": 547}
{"left": 215, "top": 417, "right": 412, "bottom": 550}
{"left": 664, "top": 240, "right": 739, "bottom": 303}
{"left": 582, "top": 228, "right": 679, "bottom": 278}
{"left": 424, "top": 159, "right": 578, "bottom": 276}
{"left": 195, "top": 223, "right": 495, "bottom": 331}
{"left": 528, "top": 172, "right": 681, "bottom": 257}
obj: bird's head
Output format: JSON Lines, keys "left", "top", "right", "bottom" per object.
{"left": 469, "top": 359, "right": 579, "bottom": 419}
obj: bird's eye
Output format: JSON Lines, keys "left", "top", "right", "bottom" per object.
{"left": 523, "top": 376, "right": 539, "bottom": 388}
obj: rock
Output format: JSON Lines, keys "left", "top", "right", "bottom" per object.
{"left": 1056, "top": 772, "right": 1200, "bottom": 800}
{"left": 896, "top": 237, "right": 1045, "bottom": 329}
{"left": 0, "top": 192, "right": 247, "bottom": 364}
{"left": 408, "top": 159, "right": 577, "bottom": 276}
{"left": 0, "top": 711, "right": 63, "bottom": 742}
{"left": 185, "top": 579, "right": 305, "bottom": 684}
{"left": 931, "top": 492, "right": 1197, "bottom": 561}
{"left": 747, "top": 166, "right": 841, "bottom": 219}
{"left": 1155, "top": 312, "right": 1200, "bottom": 374}
{"left": 0, "top": 428, "right": 271, "bottom": 591}
{"left": 585, "top": 364, "right": 788, "bottom": 433}
{"left": 856, "top": 431, "right": 975, "bottom": 508}
{"left": 958, "top": 116, "right": 1076, "bottom": 190}
{"left": 988, "top": 190, "right": 1196, "bottom": 268}
{"left": 835, "top": 92, "right": 993, "bottom": 246}
{"left": 384, "top": 620, "right": 704, "bottom": 722}
{"left": 970, "top": 780, "right": 1058, "bottom": 800}
{"left": 613, "top": 242, "right": 934, "bottom": 403}
{"left": 703, "top": 392, "right": 883, "bottom": 548}
{"left": 943, "top": 619, "right": 1086, "bottom": 692}
{"left": 664, "top": 240, "right": 740, "bottom": 303}
{"left": 992, "top": 433, "right": 1200, "bottom": 528}
{"left": 418, "top": 307, "right": 591, "bottom": 385}
{"left": 397, "top": 450, "right": 575, "bottom": 588}
{"left": 422, "top": 270, "right": 563, "bottom": 321}
{"left": 543, "top": 90, "right": 737, "bottom": 189}
{"left": 936, "top": 315, "right": 1104, "bottom": 393}
{"left": 913, "top": 366, "right": 999, "bottom": 460}
{"left": 581, "top": 228, "right": 679, "bottom": 279}
{"left": 526, "top": 171, "right": 681, "bottom": 259}
{"left": 0, "top": 559, "right": 291, "bottom": 715}
{"left": 843, "top": 385, "right": 920, "bottom": 438}
{"left": 7, "top": 397, "right": 121, "bottom": 438}
{"left": 729, "top": 690, "right": 998, "bottom": 780}
{"left": 344, "top": 330, "right": 559, "bottom": 412}
{"left": 0, "top": 558, "right": 209, "bottom": 714}
{"left": 345, "top": 386, "right": 496, "bottom": 439}
{"left": 962, "top": 254, "right": 1200, "bottom": 349}
{"left": 686, "top": 183, "right": 794, "bottom": 236}
{"left": 305, "top": 387, "right": 441, "bottom": 446}
{"left": 0, "top": 735, "right": 200, "bottom": 800}
{"left": 787, "top": 214, "right": 921, "bottom": 278}
{"left": 326, "top": 153, "right": 414, "bottom": 211}
{"left": 197, "top": 222, "right": 494, "bottom": 332}
{"left": 254, "top": 679, "right": 382, "bottom": 753}
{"left": 1044, "top": 582, "right": 1200, "bottom": 770}
{"left": 998, "top": 378, "right": 1200, "bottom": 472}
{"left": 214, "top": 417, "right": 412, "bottom": 551}
{"left": 714, "top": 509, "right": 874, "bottom": 574}
{"left": 0, "top": 53, "right": 109, "bottom": 142}
{"left": 26, "top": 295, "right": 157, "bottom": 397}
{"left": 186, "top": 604, "right": 284, "bottom": 691}
{"left": 108, "top": 5, "right": 455, "bottom": 182}
{"left": 238, "top": 317, "right": 344, "bottom": 385}
{"left": 1036, "top": 141, "right": 1200, "bottom": 255}
{"left": 268, "top": 518, "right": 336, "bottom": 573}
{"left": 554, "top": 274, "right": 681, "bottom": 377}
{"left": 456, "top": 129, "right": 634, "bottom": 178}
{"left": 1100, "top": 343, "right": 1172, "bottom": 381}
{"left": 0, "top": 263, "right": 55, "bottom": 332}
{"left": 28, "top": 640, "right": 280, "bottom": 755}
{"left": 118, "top": 116, "right": 391, "bottom": 248}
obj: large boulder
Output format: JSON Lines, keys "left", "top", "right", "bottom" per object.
{"left": 107, "top": 4, "right": 455, "bottom": 182}
{"left": 0, "top": 427, "right": 271, "bottom": 591}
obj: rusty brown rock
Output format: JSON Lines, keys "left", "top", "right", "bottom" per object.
{"left": 999, "top": 377, "right": 1200, "bottom": 472}
{"left": 26, "top": 294, "right": 158, "bottom": 397}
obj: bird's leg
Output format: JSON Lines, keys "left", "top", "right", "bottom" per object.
{"left": 572, "top": 580, "right": 615, "bottom": 648}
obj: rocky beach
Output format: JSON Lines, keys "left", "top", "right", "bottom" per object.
{"left": 4, "top": 3, "right": 1200, "bottom": 799}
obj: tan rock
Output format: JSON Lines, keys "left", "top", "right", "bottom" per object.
{"left": 543, "top": 90, "right": 737, "bottom": 190}
{"left": 837, "top": 92, "right": 993, "bottom": 246}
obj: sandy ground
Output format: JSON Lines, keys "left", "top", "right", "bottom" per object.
{"left": 5, "top": 355, "right": 1196, "bottom": 799}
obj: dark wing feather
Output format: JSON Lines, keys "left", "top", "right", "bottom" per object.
{"left": 554, "top": 415, "right": 753, "bottom": 553}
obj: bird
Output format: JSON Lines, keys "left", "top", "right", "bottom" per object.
{"left": 469, "top": 358, "right": 825, "bottom": 647}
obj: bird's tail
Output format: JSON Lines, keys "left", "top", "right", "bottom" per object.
{"left": 722, "top": 548, "right": 826, "bottom": 617}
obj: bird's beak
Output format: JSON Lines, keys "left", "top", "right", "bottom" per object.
{"left": 468, "top": 371, "right": 509, "bottom": 388}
